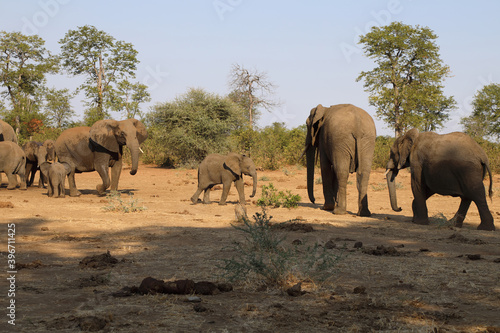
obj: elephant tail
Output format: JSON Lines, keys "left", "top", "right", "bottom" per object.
{"left": 484, "top": 162, "right": 493, "bottom": 200}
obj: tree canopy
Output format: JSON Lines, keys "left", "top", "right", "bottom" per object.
{"left": 146, "top": 88, "right": 246, "bottom": 166}
{"left": 59, "top": 25, "right": 145, "bottom": 125}
{"left": 461, "top": 83, "right": 500, "bottom": 139}
{"left": 356, "top": 22, "right": 456, "bottom": 137}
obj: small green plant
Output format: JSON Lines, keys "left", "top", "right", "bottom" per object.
{"left": 282, "top": 167, "right": 294, "bottom": 176}
{"left": 259, "top": 175, "right": 271, "bottom": 181}
{"left": 430, "top": 213, "right": 452, "bottom": 228}
{"left": 103, "top": 191, "right": 147, "bottom": 213}
{"left": 220, "top": 210, "right": 344, "bottom": 287}
{"left": 315, "top": 177, "right": 322, "bottom": 185}
{"left": 371, "top": 182, "right": 387, "bottom": 191}
{"left": 257, "top": 183, "right": 301, "bottom": 208}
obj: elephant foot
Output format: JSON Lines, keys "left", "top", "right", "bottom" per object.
{"left": 412, "top": 218, "right": 430, "bottom": 225}
{"left": 477, "top": 223, "right": 495, "bottom": 231}
{"left": 333, "top": 207, "right": 347, "bottom": 215}
{"left": 191, "top": 197, "right": 198, "bottom": 204}
{"left": 70, "top": 190, "right": 82, "bottom": 197}
{"left": 322, "top": 203, "right": 335, "bottom": 211}
{"left": 218, "top": 202, "right": 227, "bottom": 206}
{"left": 7, "top": 186, "right": 16, "bottom": 190}
{"left": 357, "top": 208, "right": 372, "bottom": 217}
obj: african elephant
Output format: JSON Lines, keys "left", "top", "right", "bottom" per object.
{"left": 191, "top": 153, "right": 257, "bottom": 205}
{"left": 0, "top": 119, "right": 18, "bottom": 143}
{"left": 0, "top": 141, "right": 27, "bottom": 190}
{"left": 23, "top": 141, "right": 49, "bottom": 187}
{"left": 43, "top": 139, "right": 56, "bottom": 162}
{"left": 386, "top": 128, "right": 495, "bottom": 231}
{"left": 305, "top": 104, "right": 376, "bottom": 216}
{"left": 40, "top": 161, "right": 71, "bottom": 198}
{"left": 54, "top": 118, "right": 148, "bottom": 196}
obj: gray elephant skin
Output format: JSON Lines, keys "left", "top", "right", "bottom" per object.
{"left": 23, "top": 141, "right": 49, "bottom": 187}
{"left": 54, "top": 118, "right": 148, "bottom": 196}
{"left": 191, "top": 153, "right": 257, "bottom": 205}
{"left": 0, "top": 141, "right": 27, "bottom": 190}
{"left": 386, "top": 128, "right": 495, "bottom": 231}
{"left": 305, "top": 104, "right": 376, "bottom": 216}
{"left": 0, "top": 119, "right": 18, "bottom": 143}
{"left": 40, "top": 161, "right": 71, "bottom": 198}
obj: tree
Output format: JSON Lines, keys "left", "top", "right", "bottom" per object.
{"left": 59, "top": 25, "right": 139, "bottom": 124}
{"left": 0, "top": 31, "right": 58, "bottom": 134}
{"left": 109, "top": 79, "right": 151, "bottom": 119}
{"left": 44, "top": 87, "right": 75, "bottom": 128}
{"left": 146, "top": 88, "right": 246, "bottom": 166}
{"left": 461, "top": 83, "right": 500, "bottom": 139}
{"left": 356, "top": 22, "right": 456, "bottom": 137}
{"left": 228, "top": 63, "right": 279, "bottom": 128}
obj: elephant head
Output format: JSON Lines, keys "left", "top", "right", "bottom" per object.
{"left": 223, "top": 153, "right": 257, "bottom": 197}
{"left": 35, "top": 144, "right": 49, "bottom": 167}
{"left": 43, "top": 139, "right": 56, "bottom": 162}
{"left": 89, "top": 118, "right": 148, "bottom": 175}
{"left": 304, "top": 104, "right": 326, "bottom": 204}
{"left": 386, "top": 128, "right": 419, "bottom": 212}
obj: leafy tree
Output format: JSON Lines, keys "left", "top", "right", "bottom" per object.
{"left": 43, "top": 87, "right": 75, "bottom": 128}
{"left": 59, "top": 25, "right": 139, "bottom": 125}
{"left": 109, "top": 79, "right": 151, "bottom": 119}
{"left": 228, "top": 63, "right": 279, "bottom": 128}
{"left": 461, "top": 83, "right": 500, "bottom": 139}
{"left": 0, "top": 31, "right": 58, "bottom": 135}
{"left": 356, "top": 22, "right": 456, "bottom": 137}
{"left": 146, "top": 88, "right": 246, "bottom": 167}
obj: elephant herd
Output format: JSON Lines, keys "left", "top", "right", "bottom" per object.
{"left": 0, "top": 103, "right": 496, "bottom": 232}
{"left": 0, "top": 118, "right": 148, "bottom": 198}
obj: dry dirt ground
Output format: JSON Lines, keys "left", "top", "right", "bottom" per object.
{"left": 1, "top": 164, "right": 500, "bottom": 333}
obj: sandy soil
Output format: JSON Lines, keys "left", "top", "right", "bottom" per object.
{"left": 1, "top": 164, "right": 500, "bottom": 332}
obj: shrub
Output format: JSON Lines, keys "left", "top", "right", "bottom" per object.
{"left": 373, "top": 135, "right": 395, "bottom": 169}
{"left": 220, "top": 210, "right": 344, "bottom": 287}
{"left": 257, "top": 183, "right": 301, "bottom": 208}
{"left": 102, "top": 191, "right": 147, "bottom": 213}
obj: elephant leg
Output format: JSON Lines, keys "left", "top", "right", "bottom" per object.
{"left": 26, "top": 162, "right": 35, "bottom": 186}
{"left": 38, "top": 170, "right": 45, "bottom": 188}
{"left": 473, "top": 195, "right": 495, "bottom": 231}
{"left": 320, "top": 153, "right": 335, "bottom": 211}
{"left": 6, "top": 173, "right": 17, "bottom": 190}
{"left": 333, "top": 167, "right": 349, "bottom": 215}
{"left": 356, "top": 144, "right": 374, "bottom": 217}
{"left": 203, "top": 187, "right": 212, "bottom": 204}
{"left": 219, "top": 181, "right": 232, "bottom": 205}
{"left": 449, "top": 198, "right": 472, "bottom": 228}
{"left": 411, "top": 181, "right": 429, "bottom": 225}
{"left": 110, "top": 158, "right": 122, "bottom": 191}
{"left": 67, "top": 171, "right": 81, "bottom": 197}
{"left": 191, "top": 187, "right": 203, "bottom": 204}
{"left": 234, "top": 179, "right": 246, "bottom": 205}
{"left": 47, "top": 180, "right": 54, "bottom": 197}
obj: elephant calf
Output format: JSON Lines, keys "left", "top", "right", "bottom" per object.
{"left": 0, "top": 141, "right": 27, "bottom": 190}
{"left": 191, "top": 153, "right": 257, "bottom": 205}
{"left": 40, "top": 162, "right": 71, "bottom": 198}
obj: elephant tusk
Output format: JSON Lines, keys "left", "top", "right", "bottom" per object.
{"left": 139, "top": 147, "right": 144, "bottom": 154}
{"left": 385, "top": 169, "right": 390, "bottom": 176}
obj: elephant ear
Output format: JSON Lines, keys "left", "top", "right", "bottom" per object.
{"left": 61, "top": 162, "right": 72, "bottom": 175}
{"left": 130, "top": 119, "right": 148, "bottom": 144}
{"left": 89, "top": 119, "right": 121, "bottom": 153}
{"left": 40, "top": 162, "right": 51, "bottom": 178}
{"left": 223, "top": 154, "right": 242, "bottom": 178}
{"left": 309, "top": 104, "right": 325, "bottom": 147}
{"left": 398, "top": 128, "right": 419, "bottom": 169}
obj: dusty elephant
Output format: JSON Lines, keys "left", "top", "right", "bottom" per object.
{"left": 386, "top": 128, "right": 495, "bottom": 231}
{"left": 40, "top": 161, "right": 71, "bottom": 198}
{"left": 54, "top": 118, "right": 148, "bottom": 196}
{"left": 304, "top": 104, "right": 376, "bottom": 216}
{"left": 0, "top": 141, "right": 27, "bottom": 190}
{"left": 0, "top": 119, "right": 18, "bottom": 143}
{"left": 23, "top": 141, "right": 49, "bottom": 187}
{"left": 191, "top": 153, "right": 257, "bottom": 205}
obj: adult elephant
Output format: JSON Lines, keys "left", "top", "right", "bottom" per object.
{"left": 23, "top": 141, "right": 49, "bottom": 187}
{"left": 0, "top": 119, "right": 18, "bottom": 143}
{"left": 386, "top": 128, "right": 495, "bottom": 231}
{"left": 0, "top": 141, "right": 26, "bottom": 190}
{"left": 305, "top": 104, "right": 376, "bottom": 216}
{"left": 191, "top": 153, "right": 257, "bottom": 205}
{"left": 55, "top": 118, "right": 148, "bottom": 196}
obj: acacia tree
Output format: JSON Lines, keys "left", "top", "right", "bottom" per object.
{"left": 59, "top": 25, "right": 140, "bottom": 125}
{"left": 0, "top": 31, "right": 58, "bottom": 133}
{"left": 44, "top": 87, "right": 76, "bottom": 128}
{"left": 461, "top": 83, "right": 500, "bottom": 139}
{"left": 228, "top": 63, "right": 279, "bottom": 128}
{"left": 109, "top": 80, "right": 151, "bottom": 119}
{"left": 356, "top": 22, "right": 456, "bottom": 137}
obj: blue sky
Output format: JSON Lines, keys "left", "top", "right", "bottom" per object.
{"left": 1, "top": 0, "right": 499, "bottom": 136}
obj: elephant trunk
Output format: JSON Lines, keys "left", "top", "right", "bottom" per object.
{"left": 250, "top": 172, "right": 257, "bottom": 198}
{"left": 386, "top": 168, "right": 402, "bottom": 212}
{"left": 128, "top": 141, "right": 140, "bottom": 176}
{"left": 306, "top": 145, "right": 316, "bottom": 204}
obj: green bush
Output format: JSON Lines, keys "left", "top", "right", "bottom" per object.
{"left": 372, "top": 135, "right": 395, "bottom": 169}
{"left": 220, "top": 210, "right": 344, "bottom": 287}
{"left": 257, "top": 183, "right": 301, "bottom": 208}
{"left": 102, "top": 191, "right": 147, "bottom": 213}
